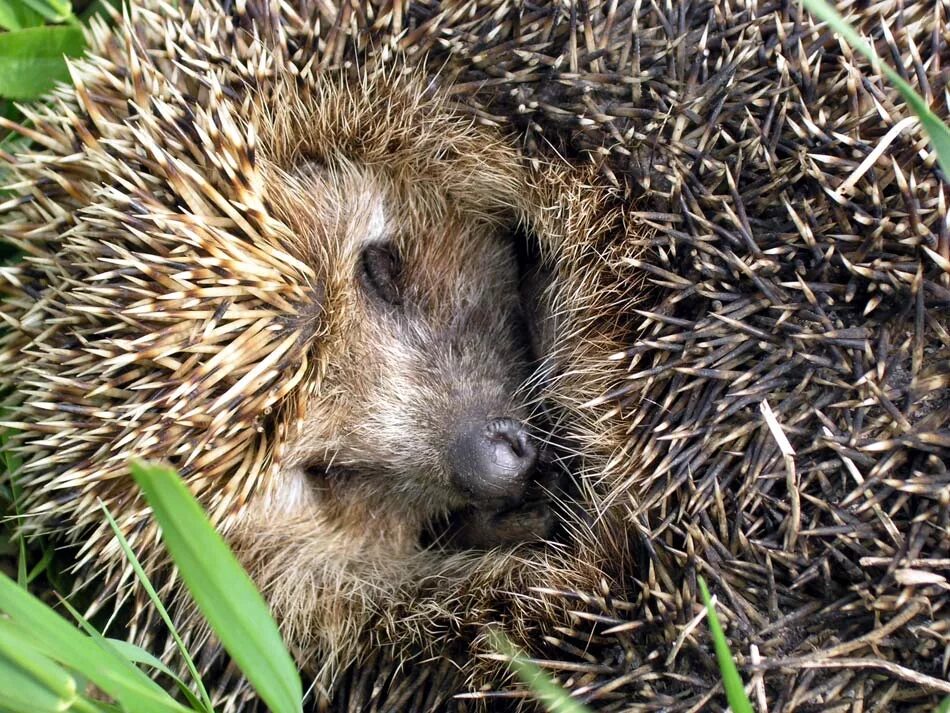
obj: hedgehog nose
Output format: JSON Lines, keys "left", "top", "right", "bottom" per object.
{"left": 449, "top": 417, "right": 538, "bottom": 506}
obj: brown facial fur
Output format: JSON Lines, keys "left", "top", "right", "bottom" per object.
{"left": 261, "top": 160, "right": 535, "bottom": 524}
{"left": 217, "top": 79, "right": 566, "bottom": 683}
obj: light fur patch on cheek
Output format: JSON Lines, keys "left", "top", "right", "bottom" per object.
{"left": 259, "top": 465, "right": 316, "bottom": 516}
{"left": 369, "top": 339, "right": 431, "bottom": 442}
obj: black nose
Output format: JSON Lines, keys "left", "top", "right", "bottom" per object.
{"left": 449, "top": 417, "right": 538, "bottom": 506}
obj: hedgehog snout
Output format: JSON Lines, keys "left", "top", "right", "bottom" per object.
{"left": 448, "top": 417, "right": 538, "bottom": 507}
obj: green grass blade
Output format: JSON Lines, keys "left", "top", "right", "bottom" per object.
{"left": 25, "top": 547, "right": 53, "bottom": 584}
{"left": 698, "top": 577, "right": 754, "bottom": 713}
{"left": 101, "top": 501, "right": 214, "bottom": 713}
{"left": 0, "top": 622, "right": 114, "bottom": 713}
{"left": 801, "top": 0, "right": 950, "bottom": 178}
{"left": 56, "top": 594, "right": 208, "bottom": 713}
{"left": 0, "top": 572, "right": 191, "bottom": 713}
{"left": 0, "top": 658, "right": 91, "bottom": 713}
{"left": 0, "top": 620, "right": 81, "bottom": 712}
{"left": 105, "top": 639, "right": 207, "bottom": 712}
{"left": 104, "top": 638, "right": 180, "bottom": 680}
{"left": 0, "top": 427, "right": 29, "bottom": 588}
{"left": 488, "top": 629, "right": 593, "bottom": 713}
{"left": 937, "top": 696, "right": 950, "bottom": 713}
{"left": 131, "top": 460, "right": 303, "bottom": 713}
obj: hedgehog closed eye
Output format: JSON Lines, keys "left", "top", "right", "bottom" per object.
{"left": 360, "top": 243, "right": 402, "bottom": 305}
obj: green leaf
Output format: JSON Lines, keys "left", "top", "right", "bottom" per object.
{"left": 104, "top": 639, "right": 206, "bottom": 712}
{"left": 0, "top": 572, "right": 191, "bottom": 713}
{"left": 801, "top": 0, "right": 950, "bottom": 179}
{"left": 0, "top": 660, "right": 94, "bottom": 713}
{"left": 488, "top": 629, "right": 593, "bottom": 713}
{"left": 55, "top": 593, "right": 208, "bottom": 713}
{"left": 0, "top": 624, "right": 110, "bottom": 713}
{"left": 0, "top": 428, "right": 28, "bottom": 588}
{"left": 25, "top": 547, "right": 53, "bottom": 584}
{"left": 131, "top": 459, "right": 303, "bottom": 713}
{"left": 101, "top": 501, "right": 215, "bottom": 713}
{"left": 0, "top": 25, "right": 85, "bottom": 100}
{"left": 0, "top": 621, "right": 81, "bottom": 713}
{"left": 0, "top": 0, "right": 45, "bottom": 30}
{"left": 104, "top": 639, "right": 179, "bottom": 682}
{"left": 936, "top": 696, "right": 950, "bottom": 713}
{"left": 18, "top": 0, "right": 73, "bottom": 24}
{"left": 698, "top": 577, "right": 754, "bottom": 713}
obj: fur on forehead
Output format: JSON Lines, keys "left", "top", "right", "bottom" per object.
{"left": 264, "top": 157, "right": 518, "bottom": 275}
{"left": 252, "top": 70, "right": 526, "bottom": 226}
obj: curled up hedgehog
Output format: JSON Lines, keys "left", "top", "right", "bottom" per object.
{"left": 2, "top": 1, "right": 950, "bottom": 711}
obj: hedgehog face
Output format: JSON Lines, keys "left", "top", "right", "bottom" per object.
{"left": 264, "top": 159, "right": 549, "bottom": 540}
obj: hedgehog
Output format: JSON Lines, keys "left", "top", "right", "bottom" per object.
{"left": 0, "top": 0, "right": 639, "bottom": 698}
{"left": 3, "top": 1, "right": 950, "bottom": 712}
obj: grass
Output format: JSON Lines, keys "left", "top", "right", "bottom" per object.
{"left": 800, "top": 0, "right": 950, "bottom": 177}
{"left": 0, "top": 461, "right": 303, "bottom": 713}
{"left": 0, "top": 0, "right": 86, "bottom": 118}
{"left": 698, "top": 578, "right": 755, "bottom": 713}
{"left": 489, "top": 629, "right": 594, "bottom": 713}
{"left": 101, "top": 498, "right": 216, "bottom": 713}
{"left": 0, "top": 0, "right": 948, "bottom": 711}
{"left": 495, "top": 579, "right": 758, "bottom": 713}
{"left": 130, "top": 461, "right": 302, "bottom": 713}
